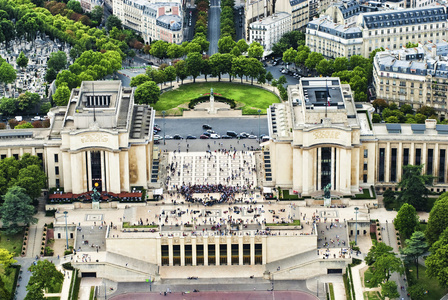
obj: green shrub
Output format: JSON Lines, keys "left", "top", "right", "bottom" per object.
{"left": 63, "top": 262, "right": 74, "bottom": 270}
{"left": 188, "top": 95, "right": 236, "bottom": 109}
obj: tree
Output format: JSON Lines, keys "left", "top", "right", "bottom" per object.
{"left": 0, "top": 248, "right": 17, "bottom": 270}
{"left": 218, "top": 36, "right": 236, "bottom": 54}
{"left": 0, "top": 62, "right": 16, "bottom": 88}
{"left": 426, "top": 193, "right": 448, "bottom": 245}
{"left": 134, "top": 81, "right": 160, "bottom": 105}
{"left": 15, "top": 164, "right": 47, "bottom": 199}
{"left": 248, "top": 42, "right": 264, "bottom": 60}
{"left": 246, "top": 58, "right": 263, "bottom": 85}
{"left": 0, "top": 97, "right": 16, "bottom": 115}
{"left": 369, "top": 47, "right": 385, "bottom": 63}
{"left": 236, "top": 39, "right": 249, "bottom": 53}
{"left": 316, "top": 59, "right": 333, "bottom": 76}
{"left": 282, "top": 47, "right": 298, "bottom": 65}
{"left": 27, "top": 260, "right": 63, "bottom": 297}
{"left": 186, "top": 52, "right": 203, "bottom": 83}
{"left": 372, "top": 99, "right": 389, "bottom": 111}
{"left": 333, "top": 57, "right": 349, "bottom": 72}
{"left": 164, "top": 66, "right": 176, "bottom": 86}
{"left": 0, "top": 186, "right": 37, "bottom": 235}
{"left": 417, "top": 105, "right": 436, "bottom": 117}
{"left": 67, "top": 0, "right": 82, "bottom": 13}
{"left": 230, "top": 46, "right": 241, "bottom": 57}
{"left": 365, "top": 242, "right": 394, "bottom": 266}
{"left": 191, "top": 35, "right": 210, "bottom": 53}
{"left": 48, "top": 51, "right": 67, "bottom": 73}
{"left": 174, "top": 60, "right": 188, "bottom": 84}
{"left": 394, "top": 203, "right": 419, "bottom": 239}
{"left": 426, "top": 227, "right": 448, "bottom": 287}
{"left": 401, "top": 231, "right": 428, "bottom": 279}
{"left": 167, "top": 43, "right": 184, "bottom": 59}
{"left": 17, "top": 92, "right": 40, "bottom": 113}
{"left": 381, "top": 281, "right": 399, "bottom": 299}
{"left": 278, "top": 75, "right": 287, "bottom": 86}
{"left": 372, "top": 113, "right": 381, "bottom": 123}
{"left": 90, "top": 5, "right": 103, "bottom": 24}
{"left": 184, "top": 42, "right": 202, "bottom": 54}
{"left": 305, "top": 52, "right": 324, "bottom": 70}
{"left": 397, "top": 164, "right": 432, "bottom": 211}
{"left": 106, "top": 15, "right": 122, "bottom": 31}
{"left": 232, "top": 56, "right": 247, "bottom": 83}
{"left": 200, "top": 59, "right": 211, "bottom": 82}
{"left": 45, "top": 68, "right": 58, "bottom": 83}
{"left": 130, "top": 74, "right": 150, "bottom": 87}
{"left": 150, "top": 40, "right": 169, "bottom": 58}
{"left": 266, "top": 71, "right": 273, "bottom": 84}
{"left": 56, "top": 70, "right": 79, "bottom": 90}
{"left": 407, "top": 284, "right": 426, "bottom": 300}
{"left": 371, "top": 253, "right": 404, "bottom": 285}
{"left": 53, "top": 84, "right": 71, "bottom": 106}
{"left": 16, "top": 51, "right": 28, "bottom": 69}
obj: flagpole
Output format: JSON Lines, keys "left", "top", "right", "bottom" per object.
{"left": 325, "top": 79, "right": 328, "bottom": 118}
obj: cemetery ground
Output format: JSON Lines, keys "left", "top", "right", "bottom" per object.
{"left": 154, "top": 82, "right": 281, "bottom": 115}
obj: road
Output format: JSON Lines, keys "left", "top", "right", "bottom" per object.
{"left": 184, "top": 8, "right": 197, "bottom": 42}
{"left": 207, "top": 0, "right": 221, "bottom": 55}
{"left": 155, "top": 116, "right": 269, "bottom": 139}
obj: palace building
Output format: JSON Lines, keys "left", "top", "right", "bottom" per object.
{"left": 0, "top": 81, "right": 156, "bottom": 195}
{"left": 264, "top": 77, "right": 448, "bottom": 196}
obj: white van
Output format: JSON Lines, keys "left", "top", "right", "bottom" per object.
{"left": 15, "top": 116, "right": 23, "bottom": 122}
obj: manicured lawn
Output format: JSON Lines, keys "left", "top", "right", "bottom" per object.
{"left": 364, "top": 268, "right": 378, "bottom": 288}
{"left": 1, "top": 266, "right": 19, "bottom": 297}
{"left": 0, "top": 229, "right": 25, "bottom": 256}
{"left": 363, "top": 291, "right": 381, "bottom": 300}
{"left": 265, "top": 220, "right": 301, "bottom": 227}
{"left": 154, "top": 82, "right": 281, "bottom": 115}
{"left": 408, "top": 264, "right": 448, "bottom": 300}
{"left": 123, "top": 222, "right": 158, "bottom": 228}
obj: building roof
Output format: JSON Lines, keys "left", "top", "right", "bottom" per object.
{"left": 360, "top": 6, "right": 446, "bottom": 29}
{"left": 249, "top": 12, "right": 291, "bottom": 28}
{"left": 308, "top": 17, "right": 363, "bottom": 39}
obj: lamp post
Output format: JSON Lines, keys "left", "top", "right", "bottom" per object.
{"left": 257, "top": 109, "right": 261, "bottom": 141}
{"left": 63, "top": 211, "right": 69, "bottom": 250}
{"left": 162, "top": 111, "right": 166, "bottom": 145}
{"left": 354, "top": 207, "right": 359, "bottom": 245}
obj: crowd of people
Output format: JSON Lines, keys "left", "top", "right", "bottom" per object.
{"left": 179, "top": 184, "right": 242, "bottom": 205}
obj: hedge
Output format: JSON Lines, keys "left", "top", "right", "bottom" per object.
{"left": 188, "top": 95, "right": 236, "bottom": 109}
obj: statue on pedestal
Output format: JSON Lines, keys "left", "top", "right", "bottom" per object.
{"left": 91, "top": 187, "right": 101, "bottom": 202}
{"left": 324, "top": 183, "right": 331, "bottom": 199}
{"left": 208, "top": 87, "right": 217, "bottom": 114}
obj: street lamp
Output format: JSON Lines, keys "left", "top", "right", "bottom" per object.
{"left": 257, "top": 109, "right": 261, "bottom": 141}
{"left": 354, "top": 207, "right": 359, "bottom": 245}
{"left": 162, "top": 111, "right": 166, "bottom": 145}
{"left": 63, "top": 211, "right": 69, "bottom": 250}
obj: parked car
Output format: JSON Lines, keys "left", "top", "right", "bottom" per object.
{"left": 202, "top": 124, "right": 212, "bottom": 129}
{"left": 206, "top": 129, "right": 215, "bottom": 134}
{"left": 210, "top": 133, "right": 220, "bottom": 139}
{"left": 200, "top": 134, "right": 209, "bottom": 139}
{"left": 173, "top": 134, "right": 183, "bottom": 140}
{"left": 221, "top": 135, "right": 232, "bottom": 139}
{"left": 186, "top": 135, "right": 197, "bottom": 139}
{"left": 203, "top": 132, "right": 211, "bottom": 137}
{"left": 226, "top": 131, "right": 238, "bottom": 137}
{"left": 239, "top": 132, "right": 249, "bottom": 138}
{"left": 164, "top": 135, "right": 173, "bottom": 140}
{"left": 248, "top": 135, "right": 257, "bottom": 139}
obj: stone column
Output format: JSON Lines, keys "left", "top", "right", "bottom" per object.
{"left": 385, "top": 142, "right": 390, "bottom": 183}
{"left": 87, "top": 151, "right": 92, "bottom": 190}
{"left": 317, "top": 148, "right": 322, "bottom": 191}
{"left": 422, "top": 143, "right": 427, "bottom": 174}
{"left": 331, "top": 147, "right": 335, "bottom": 190}
{"left": 108, "top": 152, "right": 121, "bottom": 194}
{"left": 302, "top": 150, "right": 311, "bottom": 195}
{"left": 262, "top": 237, "right": 267, "bottom": 265}
{"left": 203, "top": 237, "right": 208, "bottom": 266}
{"left": 352, "top": 147, "right": 360, "bottom": 189}
{"left": 410, "top": 143, "right": 415, "bottom": 165}
{"left": 227, "top": 237, "right": 232, "bottom": 266}
{"left": 239, "top": 237, "right": 243, "bottom": 266}
{"left": 168, "top": 238, "right": 173, "bottom": 266}
{"left": 215, "top": 241, "right": 220, "bottom": 266}
{"left": 180, "top": 238, "right": 185, "bottom": 267}
{"left": 434, "top": 144, "right": 439, "bottom": 181}
{"left": 250, "top": 236, "right": 255, "bottom": 265}
{"left": 192, "top": 238, "right": 197, "bottom": 266}
{"left": 62, "top": 152, "right": 73, "bottom": 192}
{"left": 100, "top": 151, "right": 106, "bottom": 191}
{"left": 336, "top": 148, "right": 341, "bottom": 192}
{"left": 156, "top": 238, "right": 162, "bottom": 266}
{"left": 397, "top": 142, "right": 403, "bottom": 182}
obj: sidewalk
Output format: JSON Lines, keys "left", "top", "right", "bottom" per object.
{"left": 351, "top": 261, "right": 367, "bottom": 300}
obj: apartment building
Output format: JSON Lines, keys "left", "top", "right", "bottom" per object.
{"left": 373, "top": 42, "right": 448, "bottom": 118}
{"left": 306, "top": 6, "right": 448, "bottom": 58}
{"left": 248, "top": 12, "right": 292, "bottom": 51}
{"left": 306, "top": 16, "right": 363, "bottom": 58}
{"left": 112, "top": 0, "right": 183, "bottom": 44}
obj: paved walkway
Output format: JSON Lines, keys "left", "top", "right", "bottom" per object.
{"left": 79, "top": 277, "right": 102, "bottom": 300}
{"left": 351, "top": 261, "right": 367, "bottom": 300}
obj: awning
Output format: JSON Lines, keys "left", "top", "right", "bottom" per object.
{"left": 263, "top": 187, "right": 272, "bottom": 193}
{"left": 153, "top": 188, "right": 163, "bottom": 195}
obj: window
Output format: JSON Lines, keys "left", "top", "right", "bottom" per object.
{"left": 364, "top": 149, "right": 368, "bottom": 158}
{"left": 13, "top": 154, "right": 19, "bottom": 160}
{"left": 403, "top": 148, "right": 409, "bottom": 165}
{"left": 54, "top": 154, "right": 59, "bottom": 163}
{"left": 416, "top": 148, "right": 421, "bottom": 165}
{"left": 0, "top": 154, "right": 5, "bottom": 160}
{"left": 363, "top": 163, "right": 368, "bottom": 171}
{"left": 55, "top": 166, "right": 59, "bottom": 176}
{"left": 379, "top": 148, "right": 385, "bottom": 181}
{"left": 56, "top": 179, "right": 60, "bottom": 188}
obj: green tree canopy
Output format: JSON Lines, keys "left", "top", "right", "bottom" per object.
{"left": 248, "top": 42, "right": 264, "bottom": 60}
{"left": 186, "top": 52, "right": 203, "bottom": 83}
{"left": 218, "top": 36, "right": 236, "bottom": 54}
{"left": 381, "top": 281, "right": 399, "bottom": 299}
{"left": 174, "top": 60, "right": 188, "bottom": 84}
{"left": 105, "top": 15, "right": 122, "bottom": 31}
{"left": 365, "top": 242, "right": 394, "bottom": 266}
{"left": 0, "top": 97, "right": 17, "bottom": 115}
{"left": 47, "top": 51, "right": 67, "bottom": 73}
{"left": 130, "top": 74, "right": 151, "bottom": 87}
{"left": 53, "top": 84, "right": 71, "bottom": 106}
{"left": 401, "top": 231, "right": 428, "bottom": 279}
{"left": 426, "top": 193, "right": 448, "bottom": 245}
{"left": 67, "top": 0, "right": 83, "bottom": 13}
{"left": 426, "top": 226, "right": 448, "bottom": 288}
{"left": 134, "top": 81, "right": 160, "bottom": 105}
{"left": 397, "top": 164, "right": 433, "bottom": 211}
{"left": 371, "top": 253, "right": 404, "bottom": 285}
{"left": 0, "top": 186, "right": 37, "bottom": 235}
{"left": 27, "top": 260, "right": 63, "bottom": 298}
{"left": 150, "top": 40, "right": 169, "bottom": 58}
{"left": 0, "top": 62, "right": 16, "bottom": 88}
{"left": 394, "top": 203, "right": 419, "bottom": 239}
{"left": 16, "top": 51, "right": 28, "bottom": 69}
{"left": 17, "top": 91, "right": 40, "bottom": 113}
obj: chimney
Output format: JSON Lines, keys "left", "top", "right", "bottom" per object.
{"left": 425, "top": 118, "right": 437, "bottom": 130}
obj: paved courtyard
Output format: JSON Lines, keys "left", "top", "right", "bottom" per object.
{"left": 166, "top": 151, "right": 258, "bottom": 188}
